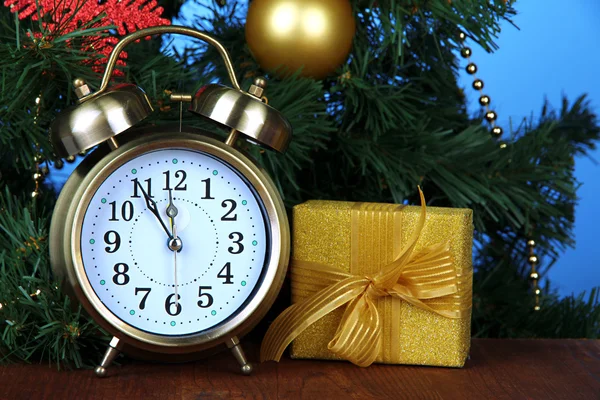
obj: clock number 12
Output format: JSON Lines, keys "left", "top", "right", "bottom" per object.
{"left": 163, "top": 170, "right": 187, "bottom": 191}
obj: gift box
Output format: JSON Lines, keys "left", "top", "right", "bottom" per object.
{"left": 261, "top": 190, "right": 473, "bottom": 367}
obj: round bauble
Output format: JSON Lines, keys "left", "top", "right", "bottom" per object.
{"left": 245, "top": 0, "right": 356, "bottom": 80}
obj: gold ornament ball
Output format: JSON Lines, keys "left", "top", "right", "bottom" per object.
{"left": 530, "top": 272, "right": 539, "bottom": 280}
{"left": 245, "top": 0, "right": 356, "bottom": 79}
{"left": 491, "top": 126, "right": 503, "bottom": 137}
{"left": 460, "top": 47, "right": 472, "bottom": 58}
{"left": 472, "top": 79, "right": 484, "bottom": 90}
{"left": 479, "top": 95, "right": 490, "bottom": 106}
{"left": 527, "top": 239, "right": 536, "bottom": 247}
{"left": 529, "top": 255, "right": 539, "bottom": 264}
{"left": 485, "top": 111, "right": 497, "bottom": 122}
{"left": 466, "top": 63, "right": 478, "bottom": 75}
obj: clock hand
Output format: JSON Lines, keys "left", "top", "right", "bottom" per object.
{"left": 174, "top": 244, "right": 178, "bottom": 308}
{"left": 168, "top": 224, "right": 182, "bottom": 309}
{"left": 165, "top": 189, "right": 182, "bottom": 308}
{"left": 166, "top": 188, "right": 178, "bottom": 229}
{"left": 135, "top": 180, "right": 172, "bottom": 240}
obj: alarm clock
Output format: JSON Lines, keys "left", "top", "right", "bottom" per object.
{"left": 48, "top": 26, "right": 291, "bottom": 377}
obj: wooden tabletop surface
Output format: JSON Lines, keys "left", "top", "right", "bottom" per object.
{"left": 0, "top": 339, "right": 598, "bottom": 399}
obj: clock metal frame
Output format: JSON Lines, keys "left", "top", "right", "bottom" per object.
{"left": 50, "top": 128, "right": 289, "bottom": 358}
{"left": 49, "top": 25, "right": 293, "bottom": 377}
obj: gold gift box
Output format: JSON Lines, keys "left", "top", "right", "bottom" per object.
{"left": 289, "top": 200, "right": 473, "bottom": 367}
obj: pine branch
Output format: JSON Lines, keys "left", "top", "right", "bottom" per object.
{"left": 0, "top": 188, "right": 108, "bottom": 367}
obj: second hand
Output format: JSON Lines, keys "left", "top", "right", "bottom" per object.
{"left": 167, "top": 189, "right": 180, "bottom": 308}
{"left": 173, "top": 224, "right": 179, "bottom": 308}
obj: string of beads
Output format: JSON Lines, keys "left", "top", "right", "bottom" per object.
{"left": 458, "top": 30, "right": 541, "bottom": 310}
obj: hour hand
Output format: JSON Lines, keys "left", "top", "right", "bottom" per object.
{"left": 135, "top": 180, "right": 172, "bottom": 239}
{"left": 144, "top": 193, "right": 159, "bottom": 215}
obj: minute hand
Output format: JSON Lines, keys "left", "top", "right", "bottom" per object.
{"left": 136, "top": 181, "right": 172, "bottom": 239}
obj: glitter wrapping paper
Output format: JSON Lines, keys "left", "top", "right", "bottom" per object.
{"left": 289, "top": 200, "right": 473, "bottom": 367}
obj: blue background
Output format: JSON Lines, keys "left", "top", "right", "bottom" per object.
{"left": 457, "top": 0, "right": 600, "bottom": 296}
{"left": 49, "top": 0, "right": 600, "bottom": 296}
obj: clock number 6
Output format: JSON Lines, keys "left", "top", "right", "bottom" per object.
{"left": 228, "top": 232, "right": 244, "bottom": 254}
{"left": 165, "top": 293, "right": 182, "bottom": 316}
{"left": 197, "top": 286, "right": 213, "bottom": 308}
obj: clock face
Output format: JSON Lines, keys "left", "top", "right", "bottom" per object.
{"left": 79, "top": 148, "right": 269, "bottom": 336}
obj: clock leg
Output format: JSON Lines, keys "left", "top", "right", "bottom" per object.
{"left": 95, "top": 336, "right": 123, "bottom": 378}
{"left": 226, "top": 336, "right": 253, "bottom": 375}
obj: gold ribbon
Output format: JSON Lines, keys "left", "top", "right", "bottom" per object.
{"left": 260, "top": 188, "right": 470, "bottom": 367}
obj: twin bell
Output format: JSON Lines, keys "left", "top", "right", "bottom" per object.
{"left": 49, "top": 26, "right": 292, "bottom": 159}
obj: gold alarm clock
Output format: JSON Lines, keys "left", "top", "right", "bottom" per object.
{"left": 48, "top": 26, "right": 291, "bottom": 377}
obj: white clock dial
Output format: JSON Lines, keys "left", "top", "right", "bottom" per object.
{"left": 79, "top": 148, "right": 269, "bottom": 335}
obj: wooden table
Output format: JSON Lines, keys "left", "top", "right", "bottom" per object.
{"left": 0, "top": 339, "right": 598, "bottom": 399}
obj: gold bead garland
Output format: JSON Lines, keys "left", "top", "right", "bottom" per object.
{"left": 30, "top": 94, "right": 80, "bottom": 198}
{"left": 457, "top": 32, "right": 505, "bottom": 144}
{"left": 31, "top": 151, "right": 43, "bottom": 199}
{"left": 31, "top": 94, "right": 47, "bottom": 199}
{"left": 458, "top": 30, "right": 541, "bottom": 310}
{"left": 30, "top": 92, "right": 77, "bottom": 198}
{"left": 527, "top": 238, "right": 541, "bottom": 311}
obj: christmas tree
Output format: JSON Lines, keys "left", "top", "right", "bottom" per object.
{"left": 1, "top": 0, "right": 598, "bottom": 367}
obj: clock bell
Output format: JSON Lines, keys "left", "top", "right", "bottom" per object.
{"left": 49, "top": 25, "right": 292, "bottom": 159}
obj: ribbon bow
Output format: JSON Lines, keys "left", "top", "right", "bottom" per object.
{"left": 261, "top": 189, "right": 468, "bottom": 367}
